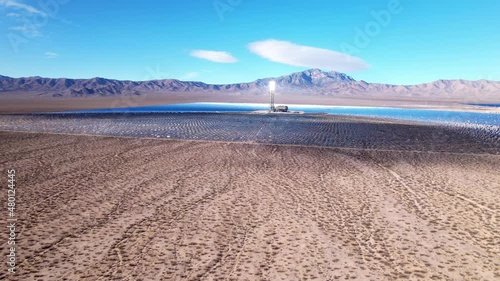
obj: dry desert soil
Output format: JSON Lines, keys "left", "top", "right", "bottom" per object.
{"left": 0, "top": 131, "right": 499, "bottom": 281}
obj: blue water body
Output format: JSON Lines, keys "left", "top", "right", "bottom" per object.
{"left": 66, "top": 102, "right": 500, "bottom": 126}
{"left": 469, "top": 104, "right": 500, "bottom": 108}
{"left": 65, "top": 103, "right": 266, "bottom": 113}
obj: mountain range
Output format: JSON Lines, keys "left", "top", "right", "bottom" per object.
{"left": 1, "top": 69, "right": 499, "bottom": 100}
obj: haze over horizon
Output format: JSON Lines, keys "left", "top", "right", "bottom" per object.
{"left": 1, "top": 0, "right": 499, "bottom": 85}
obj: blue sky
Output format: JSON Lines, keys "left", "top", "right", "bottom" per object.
{"left": 0, "top": 0, "right": 499, "bottom": 85}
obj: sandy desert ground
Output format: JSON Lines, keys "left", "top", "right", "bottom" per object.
{"left": 0, "top": 130, "right": 499, "bottom": 281}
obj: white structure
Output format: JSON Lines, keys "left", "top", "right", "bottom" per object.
{"left": 269, "top": 80, "right": 276, "bottom": 112}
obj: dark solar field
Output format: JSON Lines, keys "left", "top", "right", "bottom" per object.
{"left": 0, "top": 113, "right": 499, "bottom": 154}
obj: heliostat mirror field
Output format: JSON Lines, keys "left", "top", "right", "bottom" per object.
{"left": 0, "top": 113, "right": 498, "bottom": 154}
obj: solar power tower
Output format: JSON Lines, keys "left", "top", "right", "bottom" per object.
{"left": 269, "top": 80, "right": 276, "bottom": 112}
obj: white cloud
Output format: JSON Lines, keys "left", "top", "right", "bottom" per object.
{"left": 45, "top": 52, "right": 58, "bottom": 58}
{"left": 181, "top": 72, "right": 199, "bottom": 80}
{"left": 247, "top": 39, "right": 369, "bottom": 72}
{"left": 0, "top": 0, "right": 46, "bottom": 15}
{"left": 190, "top": 50, "right": 238, "bottom": 63}
{"left": 6, "top": 12, "right": 21, "bottom": 17}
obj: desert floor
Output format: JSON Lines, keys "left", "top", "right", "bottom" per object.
{"left": 0, "top": 93, "right": 499, "bottom": 114}
{"left": 0, "top": 131, "right": 498, "bottom": 281}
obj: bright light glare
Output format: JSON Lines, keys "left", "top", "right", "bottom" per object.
{"left": 268, "top": 80, "right": 276, "bottom": 92}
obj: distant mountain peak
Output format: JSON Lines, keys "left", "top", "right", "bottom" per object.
{"left": 303, "top": 69, "right": 355, "bottom": 81}
{"left": 270, "top": 69, "right": 355, "bottom": 87}
{"left": 304, "top": 68, "right": 323, "bottom": 74}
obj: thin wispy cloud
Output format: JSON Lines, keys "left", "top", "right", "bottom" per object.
{"left": 0, "top": 0, "right": 46, "bottom": 15}
{"left": 190, "top": 50, "right": 238, "bottom": 63}
{"left": 248, "top": 39, "right": 369, "bottom": 72}
{"left": 45, "top": 52, "right": 58, "bottom": 59}
{"left": 2, "top": 0, "right": 48, "bottom": 38}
